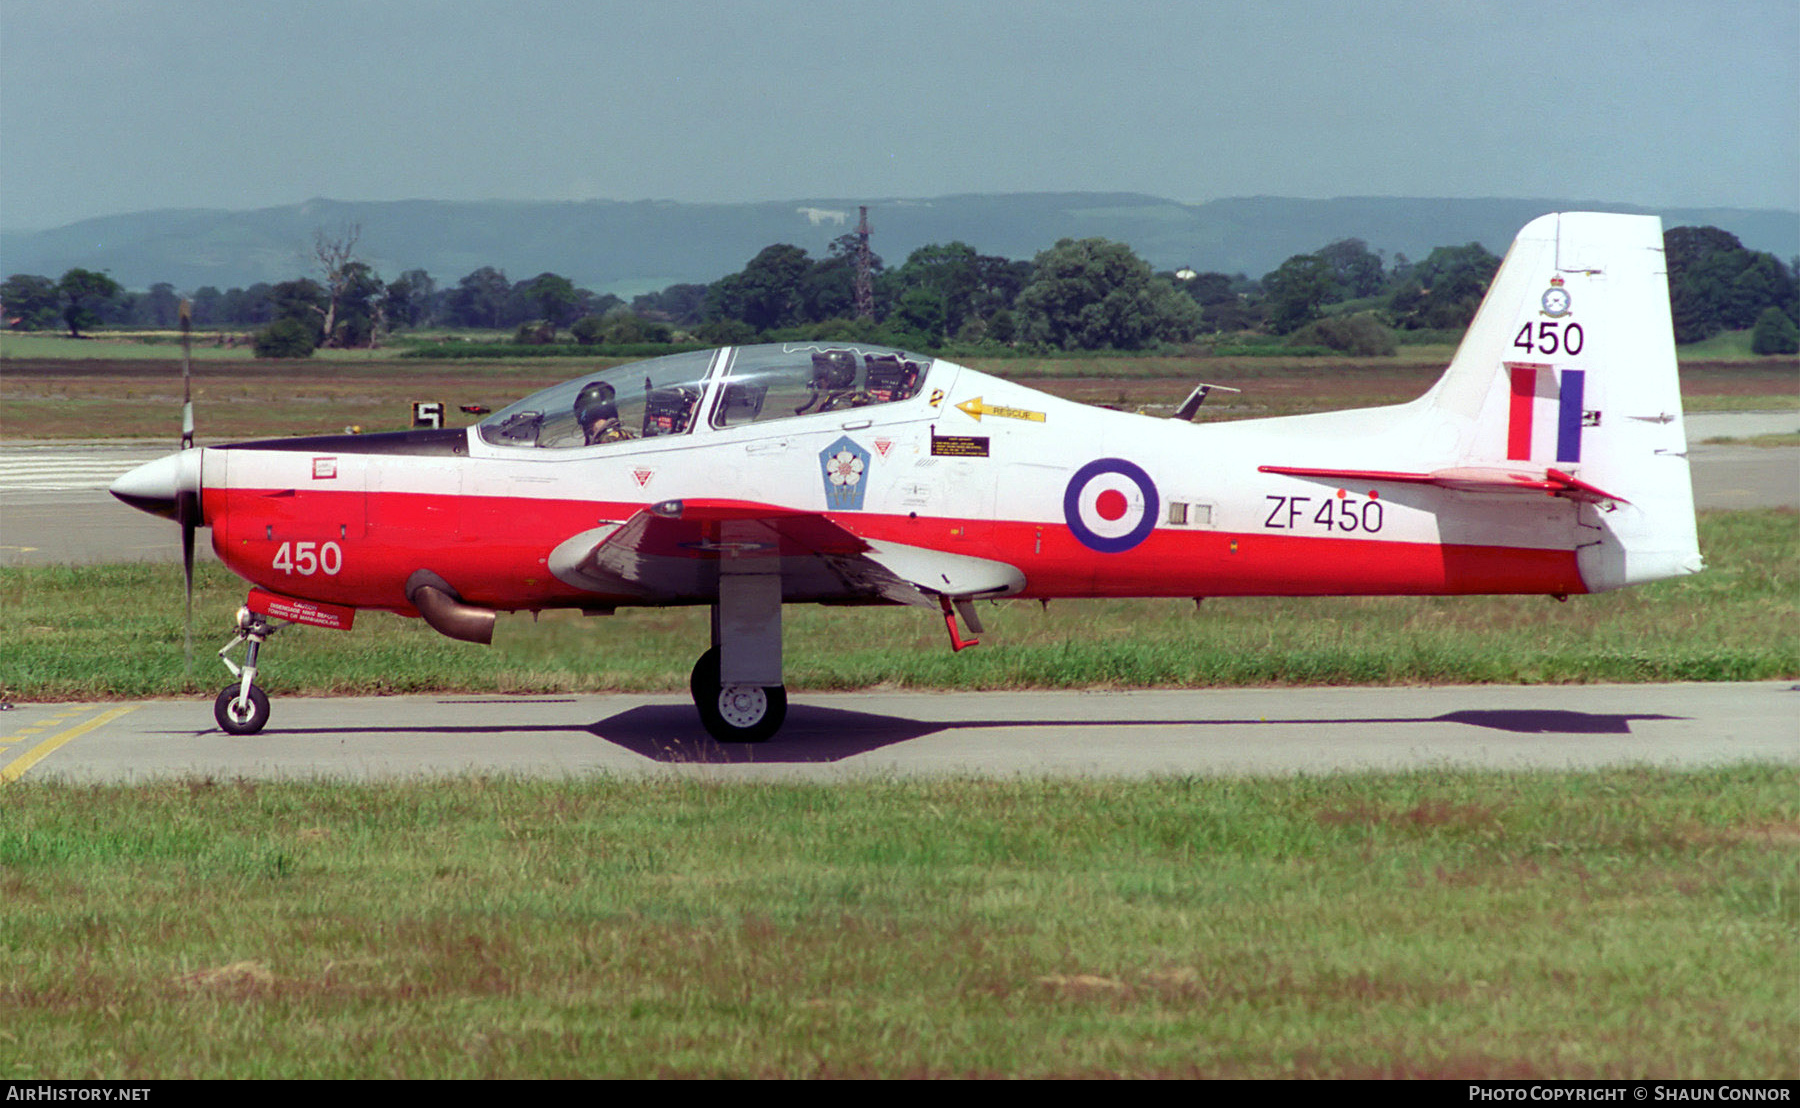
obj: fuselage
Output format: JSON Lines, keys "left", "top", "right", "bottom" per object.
{"left": 195, "top": 349, "right": 1589, "bottom": 619}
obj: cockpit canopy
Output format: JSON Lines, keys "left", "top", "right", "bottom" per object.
{"left": 477, "top": 344, "right": 933, "bottom": 449}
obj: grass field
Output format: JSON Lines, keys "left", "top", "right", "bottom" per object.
{"left": 1, "top": 767, "right": 1792, "bottom": 1078}
{"left": 2, "top": 511, "right": 1793, "bottom": 702}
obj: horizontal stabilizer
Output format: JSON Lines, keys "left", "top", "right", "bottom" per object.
{"left": 1257, "top": 464, "right": 1630, "bottom": 505}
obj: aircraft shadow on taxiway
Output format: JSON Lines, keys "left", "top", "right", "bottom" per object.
{"left": 586, "top": 704, "right": 1686, "bottom": 764}
{"left": 165, "top": 705, "right": 1685, "bottom": 764}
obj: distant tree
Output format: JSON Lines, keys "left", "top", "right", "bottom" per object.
{"left": 580, "top": 306, "right": 673, "bottom": 345}
{"left": 312, "top": 223, "right": 379, "bottom": 347}
{"left": 268, "top": 279, "right": 328, "bottom": 345}
{"left": 697, "top": 318, "right": 758, "bottom": 345}
{"left": 632, "top": 283, "right": 709, "bottom": 326}
{"left": 880, "top": 242, "right": 1031, "bottom": 343}
{"left": 883, "top": 242, "right": 974, "bottom": 339}
{"left": 888, "top": 284, "right": 947, "bottom": 345}
{"left": 1665, "top": 226, "right": 1797, "bottom": 344}
{"left": 447, "top": 267, "right": 510, "bottom": 329}
{"left": 1389, "top": 242, "right": 1500, "bottom": 331}
{"left": 1262, "top": 254, "right": 1341, "bottom": 334}
{"left": 1751, "top": 306, "right": 1800, "bottom": 354}
{"left": 1015, "top": 238, "right": 1202, "bottom": 350}
{"left": 253, "top": 317, "right": 318, "bottom": 358}
{"left": 2, "top": 274, "right": 62, "bottom": 330}
{"left": 384, "top": 269, "right": 436, "bottom": 329}
{"left": 1314, "top": 238, "right": 1386, "bottom": 299}
{"left": 798, "top": 247, "right": 864, "bottom": 324}
{"left": 706, "top": 244, "right": 812, "bottom": 332}
{"left": 1290, "top": 313, "right": 1398, "bottom": 356}
{"left": 523, "top": 272, "right": 580, "bottom": 334}
{"left": 569, "top": 314, "right": 606, "bottom": 345}
{"left": 222, "top": 283, "right": 278, "bottom": 326}
{"left": 189, "top": 286, "right": 224, "bottom": 326}
{"left": 331, "top": 261, "right": 385, "bottom": 347}
{"left": 136, "top": 282, "right": 183, "bottom": 329}
{"left": 57, "top": 268, "right": 122, "bottom": 337}
{"left": 569, "top": 289, "right": 620, "bottom": 322}
{"left": 1181, "top": 271, "right": 1236, "bottom": 306}
{"left": 1172, "top": 270, "right": 1254, "bottom": 333}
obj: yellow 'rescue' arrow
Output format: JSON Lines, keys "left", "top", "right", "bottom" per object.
{"left": 955, "top": 397, "right": 1046, "bottom": 423}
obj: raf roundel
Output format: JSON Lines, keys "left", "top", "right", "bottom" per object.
{"left": 1063, "top": 458, "right": 1159, "bottom": 553}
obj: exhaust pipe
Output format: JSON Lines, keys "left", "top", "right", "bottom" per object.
{"left": 404, "top": 570, "right": 496, "bottom": 646}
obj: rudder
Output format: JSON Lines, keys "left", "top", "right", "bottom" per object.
{"left": 1422, "top": 212, "right": 1702, "bottom": 590}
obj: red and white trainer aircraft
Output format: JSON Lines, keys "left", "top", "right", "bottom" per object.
{"left": 113, "top": 212, "right": 1701, "bottom": 741}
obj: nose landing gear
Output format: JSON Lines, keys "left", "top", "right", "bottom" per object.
{"left": 214, "top": 606, "right": 286, "bottom": 735}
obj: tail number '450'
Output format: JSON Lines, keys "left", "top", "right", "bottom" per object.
{"left": 273, "top": 540, "right": 343, "bottom": 576}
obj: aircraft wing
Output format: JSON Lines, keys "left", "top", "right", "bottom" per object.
{"left": 1257, "top": 464, "right": 1629, "bottom": 505}
{"left": 546, "top": 499, "right": 1025, "bottom": 606}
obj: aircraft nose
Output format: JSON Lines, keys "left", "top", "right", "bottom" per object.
{"left": 110, "top": 450, "right": 201, "bottom": 520}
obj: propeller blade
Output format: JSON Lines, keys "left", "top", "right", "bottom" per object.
{"left": 180, "top": 491, "right": 196, "bottom": 676}
{"left": 180, "top": 300, "right": 194, "bottom": 451}
{"left": 179, "top": 299, "right": 196, "bottom": 673}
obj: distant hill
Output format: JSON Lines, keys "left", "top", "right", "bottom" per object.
{"left": 3, "top": 193, "right": 1795, "bottom": 298}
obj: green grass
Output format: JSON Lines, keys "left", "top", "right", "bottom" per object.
{"left": 0, "top": 768, "right": 1792, "bottom": 1077}
{"left": 2, "top": 511, "right": 1793, "bottom": 701}
{"left": 1702, "top": 433, "right": 1800, "bottom": 447}
{"left": 1677, "top": 328, "right": 1768, "bottom": 360}
{"left": 0, "top": 330, "right": 408, "bottom": 363}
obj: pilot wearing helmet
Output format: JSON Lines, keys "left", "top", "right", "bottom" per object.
{"left": 574, "top": 380, "right": 629, "bottom": 444}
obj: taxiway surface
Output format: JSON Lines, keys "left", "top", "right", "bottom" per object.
{"left": 4, "top": 683, "right": 1795, "bottom": 783}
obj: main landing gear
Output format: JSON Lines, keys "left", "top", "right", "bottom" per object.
{"left": 214, "top": 606, "right": 286, "bottom": 735}
{"left": 692, "top": 568, "right": 787, "bottom": 743}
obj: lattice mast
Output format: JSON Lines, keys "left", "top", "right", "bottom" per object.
{"left": 853, "top": 206, "right": 875, "bottom": 320}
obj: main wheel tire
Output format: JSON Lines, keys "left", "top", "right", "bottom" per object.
{"left": 690, "top": 647, "right": 786, "bottom": 743}
{"left": 214, "top": 684, "right": 270, "bottom": 735}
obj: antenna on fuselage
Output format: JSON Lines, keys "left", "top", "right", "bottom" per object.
{"left": 1172, "top": 382, "right": 1241, "bottom": 422}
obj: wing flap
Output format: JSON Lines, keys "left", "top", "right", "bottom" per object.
{"left": 546, "top": 499, "right": 1025, "bottom": 604}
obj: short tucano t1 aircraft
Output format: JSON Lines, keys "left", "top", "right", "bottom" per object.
{"left": 111, "top": 212, "right": 1702, "bottom": 741}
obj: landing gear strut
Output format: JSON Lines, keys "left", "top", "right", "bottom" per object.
{"left": 214, "top": 606, "right": 284, "bottom": 735}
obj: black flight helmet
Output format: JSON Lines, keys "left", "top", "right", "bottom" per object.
{"left": 574, "top": 380, "right": 618, "bottom": 425}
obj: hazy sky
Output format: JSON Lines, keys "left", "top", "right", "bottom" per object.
{"left": 3, "top": 0, "right": 1795, "bottom": 231}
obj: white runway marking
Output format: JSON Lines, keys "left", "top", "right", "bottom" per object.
{"left": 0, "top": 445, "right": 169, "bottom": 491}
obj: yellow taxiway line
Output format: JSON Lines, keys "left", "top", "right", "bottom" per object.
{"left": 0, "top": 705, "right": 138, "bottom": 783}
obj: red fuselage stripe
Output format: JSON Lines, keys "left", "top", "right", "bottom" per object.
{"left": 207, "top": 486, "right": 1588, "bottom": 612}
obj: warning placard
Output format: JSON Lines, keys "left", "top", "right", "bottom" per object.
{"left": 931, "top": 435, "right": 990, "bottom": 458}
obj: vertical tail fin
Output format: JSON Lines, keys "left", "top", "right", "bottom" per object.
{"left": 1423, "top": 212, "right": 1702, "bottom": 590}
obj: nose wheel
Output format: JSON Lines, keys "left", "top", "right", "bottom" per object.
{"left": 214, "top": 684, "right": 270, "bottom": 735}
{"left": 690, "top": 647, "right": 786, "bottom": 743}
